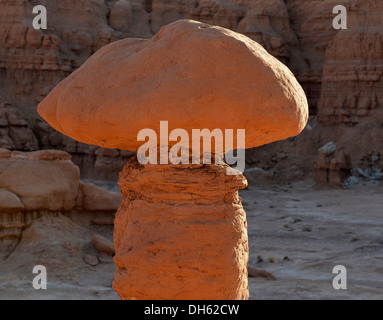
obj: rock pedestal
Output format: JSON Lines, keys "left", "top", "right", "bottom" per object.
{"left": 113, "top": 157, "right": 249, "bottom": 300}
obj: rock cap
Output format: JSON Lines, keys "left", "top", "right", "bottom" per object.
{"left": 38, "top": 19, "right": 308, "bottom": 151}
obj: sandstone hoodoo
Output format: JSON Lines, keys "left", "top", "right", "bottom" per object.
{"left": 38, "top": 20, "right": 308, "bottom": 300}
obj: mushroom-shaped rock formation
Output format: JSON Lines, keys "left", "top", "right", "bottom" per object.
{"left": 38, "top": 19, "right": 308, "bottom": 300}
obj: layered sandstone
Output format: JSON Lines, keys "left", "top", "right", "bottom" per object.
{"left": 0, "top": 149, "right": 121, "bottom": 259}
{"left": 113, "top": 157, "right": 249, "bottom": 300}
{"left": 0, "top": 0, "right": 134, "bottom": 179}
{"left": 317, "top": 0, "right": 383, "bottom": 165}
{"left": 0, "top": 103, "right": 38, "bottom": 151}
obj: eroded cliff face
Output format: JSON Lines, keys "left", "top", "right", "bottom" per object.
{"left": 0, "top": 0, "right": 382, "bottom": 181}
{"left": 0, "top": 0, "right": 136, "bottom": 179}
{"left": 317, "top": 0, "right": 383, "bottom": 164}
{"left": 0, "top": 102, "right": 38, "bottom": 151}
{"left": 0, "top": 149, "right": 121, "bottom": 260}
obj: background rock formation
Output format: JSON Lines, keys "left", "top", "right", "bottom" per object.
{"left": 1, "top": 0, "right": 382, "bottom": 185}
{"left": 0, "top": 149, "right": 120, "bottom": 261}
{"left": 0, "top": 102, "right": 38, "bottom": 151}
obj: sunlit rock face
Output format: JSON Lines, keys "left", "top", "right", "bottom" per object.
{"left": 113, "top": 157, "right": 249, "bottom": 300}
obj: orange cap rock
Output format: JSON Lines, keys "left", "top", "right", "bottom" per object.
{"left": 38, "top": 19, "right": 308, "bottom": 151}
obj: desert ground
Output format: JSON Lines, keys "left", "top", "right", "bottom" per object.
{"left": 245, "top": 181, "right": 383, "bottom": 300}
{"left": 1, "top": 179, "right": 382, "bottom": 300}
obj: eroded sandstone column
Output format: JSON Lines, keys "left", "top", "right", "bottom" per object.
{"left": 37, "top": 20, "right": 309, "bottom": 300}
{"left": 113, "top": 157, "right": 249, "bottom": 300}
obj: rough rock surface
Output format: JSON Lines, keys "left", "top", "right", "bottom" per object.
{"left": 92, "top": 234, "right": 115, "bottom": 255}
{"left": 247, "top": 267, "right": 276, "bottom": 281}
{"left": 34, "top": 118, "right": 135, "bottom": 180}
{"left": 6, "top": 214, "right": 92, "bottom": 269}
{"left": 245, "top": 116, "right": 320, "bottom": 184}
{"left": 316, "top": 0, "right": 383, "bottom": 165}
{"left": 315, "top": 149, "right": 352, "bottom": 188}
{"left": 0, "top": 150, "right": 80, "bottom": 211}
{"left": 0, "top": 0, "right": 135, "bottom": 180}
{"left": 2, "top": 213, "right": 117, "bottom": 296}
{"left": 0, "top": 0, "right": 118, "bottom": 123}
{"left": 38, "top": 19, "right": 308, "bottom": 151}
{"left": 84, "top": 254, "right": 100, "bottom": 266}
{"left": 80, "top": 182, "right": 122, "bottom": 212}
{"left": 113, "top": 157, "right": 249, "bottom": 300}
{"left": 0, "top": 149, "right": 121, "bottom": 259}
{"left": 243, "top": 167, "right": 273, "bottom": 186}
{"left": 0, "top": 189, "right": 25, "bottom": 212}
{"left": 0, "top": 103, "right": 38, "bottom": 151}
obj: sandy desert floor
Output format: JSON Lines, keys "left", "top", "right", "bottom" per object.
{"left": 244, "top": 181, "right": 383, "bottom": 300}
{"left": 0, "top": 180, "right": 382, "bottom": 300}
